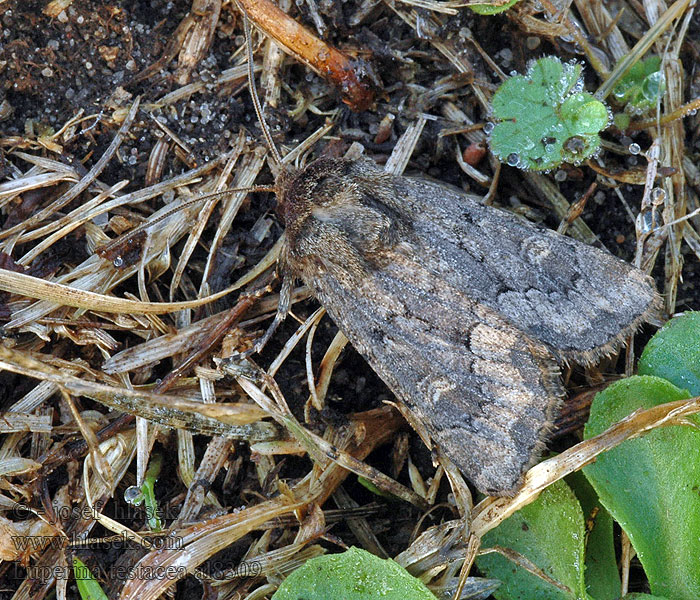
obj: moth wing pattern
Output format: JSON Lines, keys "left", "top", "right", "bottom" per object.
{"left": 279, "top": 159, "right": 564, "bottom": 494}
{"left": 289, "top": 239, "right": 564, "bottom": 495}
{"left": 278, "top": 157, "right": 658, "bottom": 494}
{"left": 384, "top": 167, "right": 660, "bottom": 364}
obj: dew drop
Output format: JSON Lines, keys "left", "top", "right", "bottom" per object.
{"left": 124, "top": 486, "right": 141, "bottom": 504}
{"left": 563, "top": 136, "right": 585, "bottom": 154}
{"left": 113, "top": 256, "right": 124, "bottom": 268}
{"left": 650, "top": 188, "right": 666, "bottom": 205}
{"left": 498, "top": 48, "right": 513, "bottom": 65}
{"left": 483, "top": 121, "right": 495, "bottom": 134}
{"left": 642, "top": 71, "right": 665, "bottom": 101}
{"left": 628, "top": 142, "right": 641, "bottom": 155}
{"left": 554, "top": 169, "right": 567, "bottom": 182}
{"left": 506, "top": 153, "right": 520, "bottom": 166}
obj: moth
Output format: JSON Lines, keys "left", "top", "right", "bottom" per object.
{"left": 241, "top": 20, "right": 660, "bottom": 497}
{"left": 273, "top": 157, "right": 659, "bottom": 495}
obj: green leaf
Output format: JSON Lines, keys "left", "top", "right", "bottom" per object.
{"left": 560, "top": 94, "right": 610, "bottom": 134}
{"left": 141, "top": 453, "right": 163, "bottom": 531}
{"left": 357, "top": 476, "right": 401, "bottom": 501}
{"left": 271, "top": 546, "right": 439, "bottom": 600}
{"left": 583, "top": 375, "right": 700, "bottom": 599}
{"left": 638, "top": 311, "right": 700, "bottom": 395}
{"left": 475, "top": 480, "right": 587, "bottom": 600}
{"left": 612, "top": 56, "right": 665, "bottom": 115}
{"left": 73, "top": 557, "right": 109, "bottom": 600}
{"left": 566, "top": 471, "right": 621, "bottom": 600}
{"left": 469, "top": 0, "right": 520, "bottom": 15}
{"left": 488, "top": 57, "right": 609, "bottom": 171}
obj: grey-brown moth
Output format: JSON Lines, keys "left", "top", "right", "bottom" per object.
{"left": 240, "top": 16, "right": 660, "bottom": 497}
{"left": 273, "top": 157, "right": 659, "bottom": 496}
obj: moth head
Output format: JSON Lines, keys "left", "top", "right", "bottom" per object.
{"left": 275, "top": 157, "right": 357, "bottom": 228}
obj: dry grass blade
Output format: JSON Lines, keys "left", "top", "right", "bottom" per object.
{"left": 0, "top": 413, "right": 52, "bottom": 433}
{"left": 0, "top": 346, "right": 278, "bottom": 441}
{"left": 237, "top": 375, "right": 429, "bottom": 509}
{"left": 0, "top": 269, "right": 238, "bottom": 317}
{"left": 0, "top": 99, "right": 140, "bottom": 242}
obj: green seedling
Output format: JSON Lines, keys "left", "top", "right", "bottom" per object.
{"left": 271, "top": 546, "right": 438, "bottom": 600}
{"left": 488, "top": 56, "right": 610, "bottom": 171}
{"left": 469, "top": 0, "right": 520, "bottom": 14}
{"left": 123, "top": 453, "right": 163, "bottom": 532}
{"left": 73, "top": 557, "right": 109, "bottom": 600}
{"left": 612, "top": 56, "right": 665, "bottom": 116}
{"left": 357, "top": 475, "right": 402, "bottom": 501}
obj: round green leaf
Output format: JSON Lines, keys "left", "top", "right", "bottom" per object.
{"left": 583, "top": 376, "right": 700, "bottom": 599}
{"left": 271, "top": 547, "right": 438, "bottom": 600}
{"left": 476, "top": 480, "right": 587, "bottom": 600}
{"left": 638, "top": 311, "right": 700, "bottom": 395}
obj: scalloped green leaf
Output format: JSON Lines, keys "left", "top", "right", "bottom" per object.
{"left": 488, "top": 57, "right": 609, "bottom": 171}
{"left": 271, "top": 547, "right": 438, "bottom": 600}
{"left": 583, "top": 375, "right": 700, "bottom": 599}
{"left": 560, "top": 94, "right": 610, "bottom": 134}
{"left": 638, "top": 311, "right": 700, "bottom": 395}
{"left": 475, "top": 480, "right": 587, "bottom": 600}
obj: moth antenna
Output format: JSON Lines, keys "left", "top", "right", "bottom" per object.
{"left": 96, "top": 185, "right": 274, "bottom": 256}
{"left": 243, "top": 14, "right": 284, "bottom": 168}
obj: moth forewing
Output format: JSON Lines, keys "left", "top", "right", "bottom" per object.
{"left": 385, "top": 170, "right": 661, "bottom": 363}
{"left": 276, "top": 157, "right": 658, "bottom": 495}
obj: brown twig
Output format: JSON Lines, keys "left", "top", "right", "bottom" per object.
{"left": 236, "top": 0, "right": 376, "bottom": 111}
